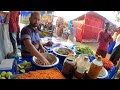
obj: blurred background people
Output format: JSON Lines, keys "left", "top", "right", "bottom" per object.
{"left": 6, "top": 11, "right": 20, "bottom": 57}
{"left": 109, "top": 33, "right": 120, "bottom": 65}
{"left": 96, "top": 23, "right": 113, "bottom": 58}
{"left": 107, "top": 32, "right": 119, "bottom": 54}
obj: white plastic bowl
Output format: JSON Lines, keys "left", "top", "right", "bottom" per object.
{"left": 97, "top": 67, "right": 108, "bottom": 79}
{"left": 53, "top": 47, "right": 75, "bottom": 57}
{"left": 32, "top": 53, "right": 59, "bottom": 67}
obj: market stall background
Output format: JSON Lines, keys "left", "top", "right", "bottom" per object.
{"left": 0, "top": 36, "right": 118, "bottom": 79}
{"left": 0, "top": 11, "right": 54, "bottom": 60}
{"left": 0, "top": 11, "right": 119, "bottom": 79}
{"left": 20, "top": 11, "right": 54, "bottom": 25}
{"left": 71, "top": 12, "right": 117, "bottom": 42}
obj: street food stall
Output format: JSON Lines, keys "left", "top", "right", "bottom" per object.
{"left": 0, "top": 36, "right": 118, "bottom": 79}
{"left": 0, "top": 11, "right": 118, "bottom": 79}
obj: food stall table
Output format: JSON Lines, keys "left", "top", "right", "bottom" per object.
{"left": 1, "top": 37, "right": 117, "bottom": 79}
{"left": 1, "top": 54, "right": 117, "bottom": 79}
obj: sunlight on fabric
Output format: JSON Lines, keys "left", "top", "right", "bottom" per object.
{"left": 54, "top": 11, "right": 120, "bottom": 27}
{"left": 54, "top": 11, "right": 89, "bottom": 21}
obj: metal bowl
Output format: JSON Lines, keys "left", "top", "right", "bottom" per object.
{"left": 32, "top": 53, "right": 59, "bottom": 68}
{"left": 52, "top": 47, "right": 75, "bottom": 66}
{"left": 53, "top": 47, "right": 75, "bottom": 57}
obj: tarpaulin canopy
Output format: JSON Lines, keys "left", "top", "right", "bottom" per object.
{"left": 54, "top": 11, "right": 119, "bottom": 27}
{"left": 73, "top": 12, "right": 104, "bottom": 42}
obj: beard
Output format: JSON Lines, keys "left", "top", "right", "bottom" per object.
{"left": 30, "top": 23, "right": 38, "bottom": 27}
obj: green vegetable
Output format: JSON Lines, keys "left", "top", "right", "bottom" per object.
{"left": 0, "top": 77, "right": 6, "bottom": 79}
{"left": 17, "top": 64, "right": 25, "bottom": 69}
{"left": 1, "top": 71, "right": 6, "bottom": 77}
{"left": 75, "top": 46, "right": 94, "bottom": 55}
{"left": 23, "top": 60, "right": 28, "bottom": 66}
{"left": 17, "top": 61, "right": 32, "bottom": 73}
{"left": 20, "top": 69, "right": 25, "bottom": 73}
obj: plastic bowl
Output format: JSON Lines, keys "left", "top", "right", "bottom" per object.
{"left": 32, "top": 53, "right": 59, "bottom": 68}
{"left": 97, "top": 67, "right": 108, "bottom": 79}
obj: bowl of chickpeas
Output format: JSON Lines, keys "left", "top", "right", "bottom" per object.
{"left": 32, "top": 53, "right": 59, "bottom": 69}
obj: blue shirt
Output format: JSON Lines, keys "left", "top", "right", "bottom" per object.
{"left": 21, "top": 25, "right": 40, "bottom": 57}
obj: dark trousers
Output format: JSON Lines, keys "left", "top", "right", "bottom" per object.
{"left": 9, "top": 31, "right": 17, "bottom": 53}
{"left": 109, "top": 45, "right": 120, "bottom": 65}
{"left": 16, "top": 30, "right": 21, "bottom": 45}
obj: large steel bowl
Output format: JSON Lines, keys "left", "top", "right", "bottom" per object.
{"left": 32, "top": 53, "right": 59, "bottom": 69}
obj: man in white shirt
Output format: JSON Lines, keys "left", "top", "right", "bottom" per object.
{"left": 109, "top": 33, "right": 120, "bottom": 65}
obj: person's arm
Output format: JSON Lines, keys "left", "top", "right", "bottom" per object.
{"left": 108, "top": 34, "right": 113, "bottom": 43}
{"left": 21, "top": 27, "right": 50, "bottom": 65}
{"left": 23, "top": 39, "right": 50, "bottom": 65}
{"left": 98, "top": 31, "right": 102, "bottom": 42}
{"left": 37, "top": 39, "right": 46, "bottom": 53}
{"left": 35, "top": 32, "right": 46, "bottom": 53}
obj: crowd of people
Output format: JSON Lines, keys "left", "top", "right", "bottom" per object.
{"left": 0, "top": 11, "right": 120, "bottom": 66}
{"left": 0, "top": 11, "right": 20, "bottom": 58}
{"left": 55, "top": 20, "right": 76, "bottom": 43}
{"left": 38, "top": 20, "right": 54, "bottom": 37}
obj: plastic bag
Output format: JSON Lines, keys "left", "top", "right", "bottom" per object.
{"left": 107, "top": 41, "right": 116, "bottom": 54}
{"left": 3, "top": 24, "right": 13, "bottom": 55}
{"left": 0, "top": 24, "right": 5, "bottom": 60}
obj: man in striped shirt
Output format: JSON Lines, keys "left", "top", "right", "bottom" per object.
{"left": 21, "top": 12, "right": 50, "bottom": 65}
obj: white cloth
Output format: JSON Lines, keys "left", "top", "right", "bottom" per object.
{"left": 3, "top": 24, "right": 13, "bottom": 55}
{"left": 0, "top": 59, "right": 14, "bottom": 70}
{"left": 0, "top": 24, "right": 13, "bottom": 61}
{"left": 0, "top": 24, "right": 5, "bottom": 61}
{"left": 114, "top": 34, "right": 120, "bottom": 49}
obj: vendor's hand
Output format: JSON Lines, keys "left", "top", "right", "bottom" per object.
{"left": 40, "top": 47, "right": 46, "bottom": 53}
{"left": 37, "top": 56, "right": 51, "bottom": 65}
{"left": 5, "top": 52, "right": 16, "bottom": 59}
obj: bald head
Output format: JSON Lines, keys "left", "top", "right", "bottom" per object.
{"left": 29, "top": 11, "right": 41, "bottom": 27}
{"left": 30, "top": 11, "right": 41, "bottom": 18}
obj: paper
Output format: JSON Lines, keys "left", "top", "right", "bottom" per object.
{"left": 0, "top": 59, "right": 14, "bottom": 70}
